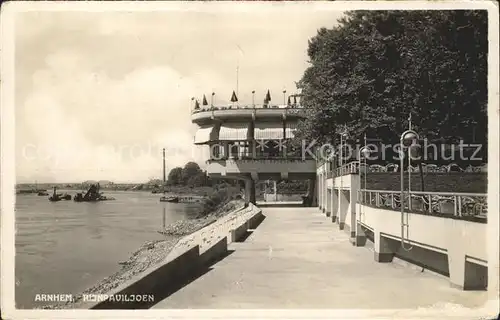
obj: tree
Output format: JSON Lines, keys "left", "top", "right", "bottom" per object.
{"left": 294, "top": 10, "right": 488, "bottom": 149}
{"left": 181, "top": 162, "right": 203, "bottom": 184}
{"left": 187, "top": 171, "right": 208, "bottom": 187}
{"left": 166, "top": 167, "right": 183, "bottom": 185}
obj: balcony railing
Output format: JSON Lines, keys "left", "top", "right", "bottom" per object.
{"left": 207, "top": 155, "right": 314, "bottom": 162}
{"left": 192, "top": 104, "right": 305, "bottom": 114}
{"left": 330, "top": 161, "right": 487, "bottom": 176}
{"left": 358, "top": 189, "right": 487, "bottom": 220}
{"left": 335, "top": 161, "right": 360, "bottom": 176}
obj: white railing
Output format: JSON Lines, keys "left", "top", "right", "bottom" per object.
{"left": 358, "top": 189, "right": 487, "bottom": 219}
{"left": 193, "top": 104, "right": 304, "bottom": 113}
{"left": 331, "top": 161, "right": 487, "bottom": 177}
{"left": 334, "top": 161, "right": 360, "bottom": 176}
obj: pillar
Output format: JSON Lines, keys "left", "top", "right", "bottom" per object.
{"left": 338, "top": 189, "right": 349, "bottom": 230}
{"left": 374, "top": 231, "right": 396, "bottom": 262}
{"left": 317, "top": 174, "right": 322, "bottom": 210}
{"left": 349, "top": 175, "right": 360, "bottom": 240}
{"left": 331, "top": 188, "right": 338, "bottom": 223}
{"left": 326, "top": 188, "right": 332, "bottom": 217}
{"left": 322, "top": 172, "right": 327, "bottom": 213}
{"left": 353, "top": 178, "right": 366, "bottom": 246}
{"left": 316, "top": 174, "right": 321, "bottom": 210}
{"left": 353, "top": 221, "right": 367, "bottom": 247}
{"left": 309, "top": 177, "right": 317, "bottom": 207}
{"left": 488, "top": 170, "right": 500, "bottom": 302}
{"left": 245, "top": 179, "right": 256, "bottom": 205}
{"left": 448, "top": 222, "right": 487, "bottom": 290}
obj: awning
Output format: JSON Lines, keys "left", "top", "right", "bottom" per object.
{"left": 254, "top": 122, "right": 284, "bottom": 140}
{"left": 285, "top": 121, "right": 298, "bottom": 139}
{"left": 194, "top": 125, "right": 218, "bottom": 144}
{"left": 219, "top": 123, "right": 251, "bottom": 141}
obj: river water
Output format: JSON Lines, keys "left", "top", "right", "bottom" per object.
{"left": 13, "top": 190, "right": 202, "bottom": 309}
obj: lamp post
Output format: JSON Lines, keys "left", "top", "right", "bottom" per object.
{"left": 282, "top": 90, "right": 286, "bottom": 106}
{"left": 400, "top": 129, "right": 419, "bottom": 251}
{"left": 358, "top": 145, "right": 370, "bottom": 203}
{"left": 339, "top": 127, "right": 348, "bottom": 174}
{"left": 252, "top": 90, "right": 255, "bottom": 107}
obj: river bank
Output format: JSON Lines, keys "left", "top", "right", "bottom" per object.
{"left": 40, "top": 199, "right": 245, "bottom": 309}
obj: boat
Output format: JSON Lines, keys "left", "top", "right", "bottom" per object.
{"left": 37, "top": 191, "right": 49, "bottom": 196}
{"left": 74, "top": 183, "right": 115, "bottom": 202}
{"left": 160, "top": 196, "right": 179, "bottom": 203}
{"left": 61, "top": 194, "right": 72, "bottom": 200}
{"left": 48, "top": 187, "right": 71, "bottom": 202}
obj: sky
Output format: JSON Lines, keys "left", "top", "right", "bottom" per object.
{"left": 14, "top": 7, "right": 345, "bottom": 183}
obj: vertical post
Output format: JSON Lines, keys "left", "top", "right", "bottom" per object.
{"left": 364, "top": 134, "right": 367, "bottom": 201}
{"left": 274, "top": 180, "right": 277, "bottom": 202}
{"left": 400, "top": 136, "right": 405, "bottom": 243}
{"left": 162, "top": 206, "right": 166, "bottom": 229}
{"left": 408, "top": 114, "right": 412, "bottom": 211}
{"left": 162, "top": 148, "right": 166, "bottom": 184}
{"left": 236, "top": 65, "right": 239, "bottom": 98}
{"left": 408, "top": 146, "right": 412, "bottom": 210}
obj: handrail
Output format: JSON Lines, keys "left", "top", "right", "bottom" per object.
{"left": 193, "top": 104, "right": 305, "bottom": 113}
{"left": 331, "top": 161, "right": 486, "bottom": 175}
{"left": 207, "top": 157, "right": 313, "bottom": 163}
{"left": 359, "top": 189, "right": 486, "bottom": 197}
{"left": 358, "top": 189, "right": 487, "bottom": 218}
{"left": 334, "top": 161, "right": 360, "bottom": 177}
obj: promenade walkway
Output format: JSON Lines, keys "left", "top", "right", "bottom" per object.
{"left": 152, "top": 206, "right": 487, "bottom": 309}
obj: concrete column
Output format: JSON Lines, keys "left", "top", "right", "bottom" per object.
{"left": 331, "top": 188, "right": 338, "bottom": 223}
{"left": 448, "top": 222, "right": 488, "bottom": 290}
{"left": 374, "top": 231, "right": 396, "bottom": 263}
{"left": 326, "top": 188, "right": 332, "bottom": 217}
{"left": 311, "top": 178, "right": 318, "bottom": 207}
{"left": 488, "top": 178, "right": 499, "bottom": 301}
{"left": 244, "top": 179, "right": 256, "bottom": 205}
{"left": 353, "top": 221, "right": 367, "bottom": 247}
{"left": 349, "top": 175, "right": 360, "bottom": 240}
{"left": 323, "top": 174, "right": 328, "bottom": 213}
{"left": 338, "top": 189, "right": 350, "bottom": 230}
{"left": 352, "top": 176, "right": 366, "bottom": 246}
{"left": 224, "top": 142, "right": 229, "bottom": 159}
{"left": 317, "top": 174, "right": 322, "bottom": 210}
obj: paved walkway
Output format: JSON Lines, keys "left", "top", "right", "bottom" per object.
{"left": 152, "top": 207, "right": 487, "bottom": 309}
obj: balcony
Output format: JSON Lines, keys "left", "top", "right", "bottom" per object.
{"left": 191, "top": 104, "right": 308, "bottom": 124}
{"left": 205, "top": 156, "right": 316, "bottom": 180}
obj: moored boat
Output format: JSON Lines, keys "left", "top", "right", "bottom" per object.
{"left": 74, "top": 184, "right": 115, "bottom": 202}
{"left": 160, "top": 196, "right": 179, "bottom": 203}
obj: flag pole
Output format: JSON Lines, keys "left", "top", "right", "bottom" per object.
{"left": 236, "top": 64, "right": 239, "bottom": 105}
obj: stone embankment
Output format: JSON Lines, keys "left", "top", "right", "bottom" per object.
{"left": 42, "top": 200, "right": 263, "bottom": 309}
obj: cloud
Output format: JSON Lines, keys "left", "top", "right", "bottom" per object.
{"left": 16, "top": 50, "right": 220, "bottom": 182}
{"left": 14, "top": 10, "right": 345, "bottom": 183}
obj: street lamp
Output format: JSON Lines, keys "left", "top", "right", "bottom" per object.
{"left": 400, "top": 129, "right": 419, "bottom": 251}
{"left": 283, "top": 90, "right": 286, "bottom": 106}
{"left": 339, "top": 128, "right": 348, "bottom": 174}
{"left": 252, "top": 90, "right": 255, "bottom": 107}
{"left": 358, "top": 133, "right": 370, "bottom": 205}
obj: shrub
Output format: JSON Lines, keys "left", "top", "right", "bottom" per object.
{"left": 200, "top": 186, "right": 241, "bottom": 217}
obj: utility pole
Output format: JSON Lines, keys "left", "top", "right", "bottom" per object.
{"left": 162, "top": 148, "right": 166, "bottom": 185}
